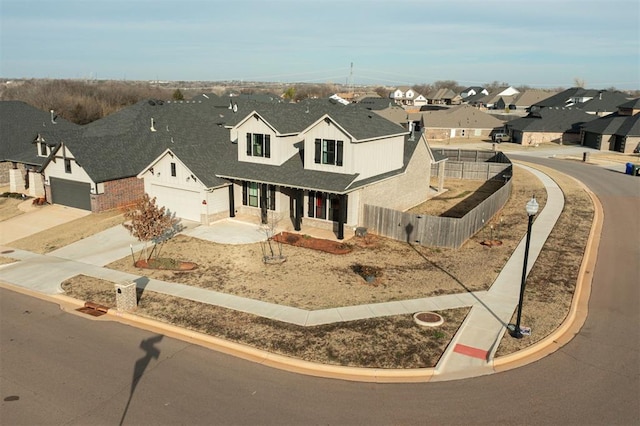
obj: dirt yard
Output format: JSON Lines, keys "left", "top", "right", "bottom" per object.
{"left": 5, "top": 162, "right": 594, "bottom": 368}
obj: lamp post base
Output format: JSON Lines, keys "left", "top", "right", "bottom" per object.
{"left": 507, "top": 323, "right": 524, "bottom": 339}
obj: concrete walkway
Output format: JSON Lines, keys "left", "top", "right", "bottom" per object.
{"left": 0, "top": 164, "right": 564, "bottom": 380}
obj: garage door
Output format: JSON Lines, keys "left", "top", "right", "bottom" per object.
{"left": 50, "top": 177, "right": 91, "bottom": 210}
{"left": 149, "top": 184, "right": 201, "bottom": 222}
{"left": 583, "top": 132, "right": 601, "bottom": 150}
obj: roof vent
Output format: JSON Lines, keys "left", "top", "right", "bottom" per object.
{"left": 202, "top": 94, "right": 209, "bottom": 99}
{"left": 150, "top": 118, "right": 156, "bottom": 132}
{"left": 50, "top": 110, "right": 57, "bottom": 124}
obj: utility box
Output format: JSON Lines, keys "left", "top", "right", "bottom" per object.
{"left": 115, "top": 280, "right": 137, "bottom": 312}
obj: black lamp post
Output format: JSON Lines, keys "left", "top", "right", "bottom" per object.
{"left": 509, "top": 196, "right": 539, "bottom": 338}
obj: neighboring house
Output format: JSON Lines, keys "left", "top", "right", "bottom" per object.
{"left": 487, "top": 90, "right": 557, "bottom": 113}
{"left": 389, "top": 86, "right": 423, "bottom": 106}
{"left": 425, "top": 88, "right": 460, "bottom": 105}
{"left": 505, "top": 107, "right": 595, "bottom": 146}
{"left": 0, "top": 101, "right": 78, "bottom": 196}
{"left": 465, "top": 87, "right": 521, "bottom": 109}
{"left": 460, "top": 87, "right": 488, "bottom": 99}
{"left": 577, "top": 91, "right": 630, "bottom": 116}
{"left": 581, "top": 98, "right": 640, "bottom": 153}
{"left": 40, "top": 100, "right": 175, "bottom": 211}
{"left": 412, "top": 105, "right": 505, "bottom": 140}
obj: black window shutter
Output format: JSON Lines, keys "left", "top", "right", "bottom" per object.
{"left": 246, "top": 133, "right": 252, "bottom": 156}
{"left": 314, "top": 139, "right": 321, "bottom": 164}
{"left": 308, "top": 191, "right": 315, "bottom": 217}
{"left": 265, "top": 135, "right": 271, "bottom": 158}
{"left": 269, "top": 185, "right": 276, "bottom": 210}
{"left": 242, "top": 182, "right": 248, "bottom": 205}
{"left": 336, "top": 140, "right": 343, "bottom": 166}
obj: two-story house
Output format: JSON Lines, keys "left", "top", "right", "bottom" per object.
{"left": 141, "top": 100, "right": 434, "bottom": 239}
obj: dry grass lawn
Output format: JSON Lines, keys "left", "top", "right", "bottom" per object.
{"left": 0, "top": 196, "right": 26, "bottom": 221}
{"left": 8, "top": 209, "right": 125, "bottom": 253}
{"left": 5, "top": 161, "right": 594, "bottom": 368}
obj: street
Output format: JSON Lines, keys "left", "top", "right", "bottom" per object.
{"left": 1, "top": 157, "right": 639, "bottom": 425}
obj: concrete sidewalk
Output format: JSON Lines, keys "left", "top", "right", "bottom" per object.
{"left": 0, "top": 163, "right": 567, "bottom": 381}
{"left": 432, "top": 165, "right": 564, "bottom": 380}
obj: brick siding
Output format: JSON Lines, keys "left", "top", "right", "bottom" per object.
{"left": 90, "top": 177, "right": 144, "bottom": 212}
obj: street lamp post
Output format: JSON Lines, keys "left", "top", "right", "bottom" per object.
{"left": 510, "top": 196, "right": 539, "bottom": 338}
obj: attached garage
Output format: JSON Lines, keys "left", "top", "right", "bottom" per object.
{"left": 149, "top": 184, "right": 202, "bottom": 222}
{"left": 583, "top": 132, "right": 601, "bottom": 150}
{"left": 50, "top": 177, "right": 91, "bottom": 210}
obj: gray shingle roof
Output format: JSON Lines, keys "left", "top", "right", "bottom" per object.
{"left": 0, "top": 101, "right": 77, "bottom": 166}
{"left": 507, "top": 107, "right": 595, "bottom": 133}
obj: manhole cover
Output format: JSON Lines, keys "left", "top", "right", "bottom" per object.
{"left": 413, "top": 312, "right": 444, "bottom": 327}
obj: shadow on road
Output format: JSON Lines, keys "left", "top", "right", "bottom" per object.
{"left": 119, "top": 334, "right": 164, "bottom": 426}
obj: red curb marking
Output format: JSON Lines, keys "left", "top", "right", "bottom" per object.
{"left": 453, "top": 344, "right": 488, "bottom": 360}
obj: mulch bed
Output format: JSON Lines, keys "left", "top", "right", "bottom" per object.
{"left": 272, "top": 231, "right": 353, "bottom": 255}
{"left": 134, "top": 258, "right": 198, "bottom": 270}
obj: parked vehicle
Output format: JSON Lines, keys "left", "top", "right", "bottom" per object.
{"left": 492, "top": 132, "right": 510, "bottom": 143}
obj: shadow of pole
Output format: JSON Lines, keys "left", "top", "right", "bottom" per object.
{"left": 406, "top": 243, "right": 507, "bottom": 327}
{"left": 119, "top": 334, "right": 164, "bottom": 426}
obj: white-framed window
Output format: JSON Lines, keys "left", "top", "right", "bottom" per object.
{"left": 242, "top": 182, "right": 276, "bottom": 210}
{"left": 246, "top": 133, "right": 271, "bottom": 158}
{"left": 170, "top": 162, "right": 177, "bottom": 177}
{"left": 314, "top": 139, "right": 343, "bottom": 166}
{"left": 64, "top": 159, "right": 72, "bottom": 173}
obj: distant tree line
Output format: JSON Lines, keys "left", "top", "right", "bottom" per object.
{"left": 0, "top": 79, "right": 175, "bottom": 124}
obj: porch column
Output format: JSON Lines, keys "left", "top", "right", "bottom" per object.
{"left": 29, "top": 172, "right": 45, "bottom": 197}
{"left": 260, "top": 184, "right": 268, "bottom": 224}
{"left": 337, "top": 194, "right": 346, "bottom": 240}
{"left": 228, "top": 184, "right": 235, "bottom": 217}
{"left": 294, "top": 189, "right": 303, "bottom": 231}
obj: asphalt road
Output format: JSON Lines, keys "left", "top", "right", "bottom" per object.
{"left": 1, "top": 158, "right": 638, "bottom": 425}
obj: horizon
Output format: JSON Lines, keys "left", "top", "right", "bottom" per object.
{"left": 1, "top": 0, "right": 639, "bottom": 90}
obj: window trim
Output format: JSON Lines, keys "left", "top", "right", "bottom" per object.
{"left": 246, "top": 133, "right": 271, "bottom": 158}
{"left": 170, "top": 162, "right": 177, "bottom": 177}
{"left": 314, "top": 139, "right": 343, "bottom": 166}
{"left": 64, "top": 158, "right": 72, "bottom": 174}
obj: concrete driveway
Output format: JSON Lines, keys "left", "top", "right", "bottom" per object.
{"left": 0, "top": 202, "right": 90, "bottom": 245}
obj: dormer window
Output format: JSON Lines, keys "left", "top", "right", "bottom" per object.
{"left": 246, "top": 133, "right": 271, "bottom": 158}
{"left": 39, "top": 143, "right": 47, "bottom": 156}
{"left": 314, "top": 139, "right": 343, "bottom": 166}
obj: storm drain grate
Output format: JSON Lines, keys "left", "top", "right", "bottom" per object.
{"left": 76, "top": 301, "right": 109, "bottom": 317}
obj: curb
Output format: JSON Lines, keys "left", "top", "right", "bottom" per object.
{"left": 0, "top": 165, "right": 603, "bottom": 383}
{"left": 492, "top": 164, "right": 602, "bottom": 371}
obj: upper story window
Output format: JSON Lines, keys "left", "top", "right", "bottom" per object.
{"left": 246, "top": 133, "right": 271, "bottom": 158}
{"left": 64, "top": 159, "right": 72, "bottom": 173}
{"left": 170, "top": 162, "right": 177, "bottom": 177}
{"left": 39, "top": 143, "right": 47, "bottom": 156}
{"left": 314, "top": 139, "right": 343, "bottom": 166}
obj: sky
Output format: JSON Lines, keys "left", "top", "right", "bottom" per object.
{"left": 1, "top": 0, "right": 639, "bottom": 90}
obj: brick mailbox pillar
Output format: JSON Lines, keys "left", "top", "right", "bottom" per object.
{"left": 115, "top": 280, "right": 137, "bottom": 312}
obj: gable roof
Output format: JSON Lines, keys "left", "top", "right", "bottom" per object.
{"left": 414, "top": 104, "right": 504, "bottom": 129}
{"left": 507, "top": 107, "right": 595, "bottom": 133}
{"left": 578, "top": 91, "right": 630, "bottom": 114}
{"left": 0, "top": 101, "right": 78, "bottom": 166}
{"left": 581, "top": 113, "right": 635, "bottom": 135}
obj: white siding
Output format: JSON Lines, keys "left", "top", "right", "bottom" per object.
{"left": 142, "top": 152, "right": 207, "bottom": 223}
{"left": 303, "top": 119, "right": 353, "bottom": 174}
{"left": 44, "top": 145, "right": 95, "bottom": 187}
{"left": 351, "top": 135, "right": 404, "bottom": 181}
{"left": 236, "top": 114, "right": 299, "bottom": 166}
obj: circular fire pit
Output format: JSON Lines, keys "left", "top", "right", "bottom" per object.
{"left": 413, "top": 311, "right": 444, "bottom": 327}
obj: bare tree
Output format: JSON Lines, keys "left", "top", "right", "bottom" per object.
{"left": 259, "top": 210, "right": 285, "bottom": 264}
{"left": 573, "top": 77, "right": 587, "bottom": 88}
{"left": 123, "top": 194, "right": 182, "bottom": 262}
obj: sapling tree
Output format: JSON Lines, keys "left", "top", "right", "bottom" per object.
{"left": 123, "top": 194, "right": 181, "bottom": 261}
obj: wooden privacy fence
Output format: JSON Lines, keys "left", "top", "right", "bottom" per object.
{"left": 363, "top": 150, "right": 513, "bottom": 248}
{"left": 431, "top": 149, "right": 511, "bottom": 180}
